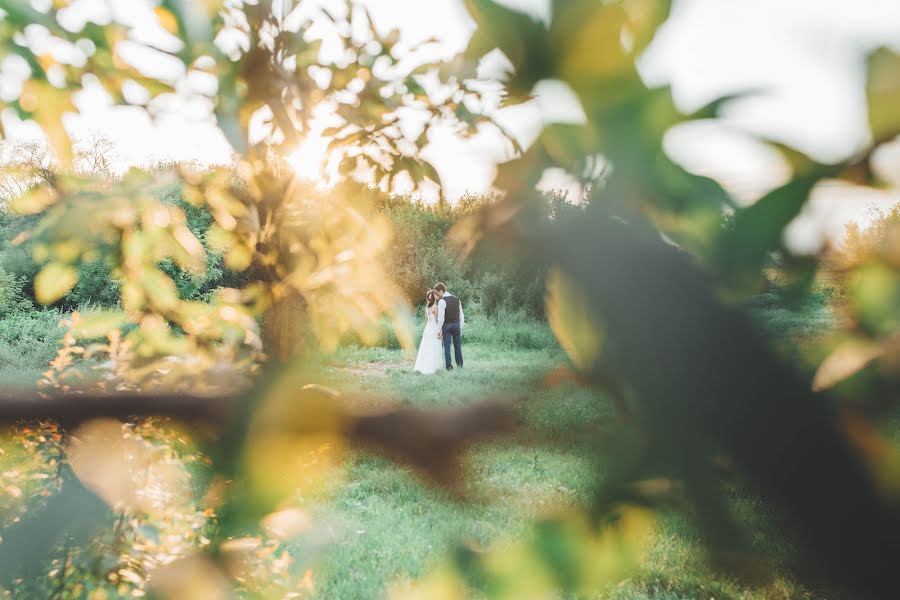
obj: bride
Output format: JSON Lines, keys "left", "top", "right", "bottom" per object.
{"left": 413, "top": 289, "right": 443, "bottom": 374}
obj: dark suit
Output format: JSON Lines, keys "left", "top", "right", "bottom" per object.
{"left": 438, "top": 294, "right": 463, "bottom": 369}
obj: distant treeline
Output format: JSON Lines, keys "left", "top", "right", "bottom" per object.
{"left": 0, "top": 163, "right": 586, "bottom": 320}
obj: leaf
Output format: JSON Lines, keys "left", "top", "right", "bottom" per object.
{"left": 812, "top": 340, "right": 883, "bottom": 392}
{"left": 71, "top": 310, "right": 129, "bottom": 340}
{"left": 717, "top": 170, "right": 829, "bottom": 287}
{"left": 9, "top": 187, "right": 56, "bottom": 215}
{"left": 215, "top": 72, "right": 247, "bottom": 153}
{"left": 170, "top": 224, "right": 206, "bottom": 273}
{"left": 154, "top": 6, "right": 179, "bottom": 34}
{"left": 0, "top": 0, "right": 57, "bottom": 31}
{"left": 688, "top": 88, "right": 764, "bottom": 121}
{"left": 0, "top": 474, "right": 108, "bottom": 587}
{"left": 19, "top": 81, "right": 76, "bottom": 167}
{"left": 160, "top": 0, "right": 218, "bottom": 56}
{"left": 552, "top": 1, "right": 632, "bottom": 86}
{"left": 866, "top": 47, "right": 900, "bottom": 144}
{"left": 34, "top": 262, "right": 78, "bottom": 305}
{"left": 142, "top": 269, "right": 180, "bottom": 312}
{"left": 463, "top": 0, "right": 551, "bottom": 93}
{"left": 422, "top": 161, "right": 441, "bottom": 186}
{"left": 321, "top": 125, "right": 346, "bottom": 138}
{"left": 852, "top": 262, "right": 900, "bottom": 335}
{"left": 225, "top": 244, "right": 253, "bottom": 271}
{"left": 540, "top": 123, "right": 599, "bottom": 171}
{"left": 545, "top": 267, "right": 602, "bottom": 372}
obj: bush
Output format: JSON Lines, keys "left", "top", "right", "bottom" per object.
{"left": 0, "top": 265, "right": 31, "bottom": 317}
{"left": 478, "top": 272, "right": 507, "bottom": 317}
{"left": 339, "top": 318, "right": 403, "bottom": 350}
{"left": 0, "top": 309, "right": 63, "bottom": 371}
{"left": 463, "top": 310, "right": 558, "bottom": 350}
{"left": 374, "top": 188, "right": 573, "bottom": 318}
{"left": 65, "top": 259, "right": 121, "bottom": 308}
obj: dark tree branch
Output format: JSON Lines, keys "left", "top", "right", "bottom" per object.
{"left": 0, "top": 392, "right": 239, "bottom": 428}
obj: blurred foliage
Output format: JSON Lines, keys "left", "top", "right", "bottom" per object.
{"left": 0, "top": 0, "right": 898, "bottom": 599}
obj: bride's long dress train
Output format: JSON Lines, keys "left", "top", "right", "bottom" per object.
{"left": 413, "top": 308, "right": 443, "bottom": 374}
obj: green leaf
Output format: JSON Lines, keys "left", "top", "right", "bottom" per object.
{"left": 422, "top": 161, "right": 441, "bottom": 185}
{"left": 160, "top": 0, "right": 217, "bottom": 60}
{"left": 0, "top": 475, "right": 108, "bottom": 587}
{"left": 689, "top": 88, "right": 764, "bottom": 121}
{"left": 34, "top": 262, "right": 78, "bottom": 305}
{"left": 463, "top": 0, "right": 551, "bottom": 94}
{"left": 716, "top": 170, "right": 828, "bottom": 288}
{"left": 540, "top": 123, "right": 599, "bottom": 170}
{"left": 866, "top": 47, "right": 900, "bottom": 144}
{"left": 0, "top": 0, "right": 57, "bottom": 31}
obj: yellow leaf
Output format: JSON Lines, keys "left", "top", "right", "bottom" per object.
{"left": 71, "top": 310, "right": 129, "bottom": 340}
{"left": 225, "top": 244, "right": 253, "bottom": 271}
{"left": 553, "top": 1, "right": 631, "bottom": 84}
{"left": 121, "top": 281, "right": 145, "bottom": 312}
{"left": 20, "top": 80, "right": 76, "bottom": 167}
{"left": 50, "top": 238, "right": 82, "bottom": 263}
{"left": 205, "top": 224, "right": 233, "bottom": 253}
{"left": 867, "top": 48, "right": 900, "bottom": 143}
{"left": 812, "top": 340, "right": 883, "bottom": 392}
{"left": 389, "top": 568, "right": 467, "bottom": 600}
{"left": 169, "top": 226, "right": 206, "bottom": 274}
{"left": 545, "top": 267, "right": 602, "bottom": 371}
{"left": 154, "top": 7, "right": 179, "bottom": 34}
{"left": 142, "top": 269, "right": 180, "bottom": 312}
{"left": 35, "top": 262, "right": 78, "bottom": 304}
{"left": 9, "top": 187, "right": 57, "bottom": 215}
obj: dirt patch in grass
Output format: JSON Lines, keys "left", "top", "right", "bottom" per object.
{"left": 331, "top": 359, "right": 407, "bottom": 377}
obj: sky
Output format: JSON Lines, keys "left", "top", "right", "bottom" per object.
{"left": 2, "top": 0, "right": 900, "bottom": 250}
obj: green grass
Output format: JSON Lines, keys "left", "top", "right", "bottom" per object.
{"left": 744, "top": 291, "right": 834, "bottom": 342}
{"left": 306, "top": 332, "right": 822, "bottom": 600}
{"left": 311, "top": 342, "right": 602, "bottom": 598}
{"left": 0, "top": 308, "right": 838, "bottom": 599}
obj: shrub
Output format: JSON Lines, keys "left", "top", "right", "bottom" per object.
{"left": 0, "top": 265, "right": 31, "bottom": 317}
{"left": 65, "top": 259, "right": 121, "bottom": 308}
{"left": 0, "top": 309, "right": 64, "bottom": 371}
{"left": 479, "top": 272, "right": 507, "bottom": 317}
{"left": 339, "top": 318, "right": 403, "bottom": 350}
{"left": 458, "top": 309, "right": 558, "bottom": 351}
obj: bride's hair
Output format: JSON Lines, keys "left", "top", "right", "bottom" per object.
{"left": 426, "top": 289, "right": 436, "bottom": 308}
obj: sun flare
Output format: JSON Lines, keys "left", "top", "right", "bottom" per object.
{"left": 287, "top": 134, "right": 330, "bottom": 185}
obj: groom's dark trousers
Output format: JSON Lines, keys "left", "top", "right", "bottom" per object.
{"left": 442, "top": 322, "right": 463, "bottom": 369}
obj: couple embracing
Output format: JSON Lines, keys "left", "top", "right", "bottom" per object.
{"left": 413, "top": 283, "right": 464, "bottom": 375}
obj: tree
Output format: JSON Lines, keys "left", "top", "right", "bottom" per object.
{"left": 0, "top": 140, "right": 54, "bottom": 205}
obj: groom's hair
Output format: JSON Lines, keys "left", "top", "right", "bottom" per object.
{"left": 434, "top": 283, "right": 447, "bottom": 292}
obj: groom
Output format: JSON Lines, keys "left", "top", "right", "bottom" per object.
{"left": 434, "top": 283, "right": 464, "bottom": 371}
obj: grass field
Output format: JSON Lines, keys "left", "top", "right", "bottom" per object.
{"left": 304, "top": 332, "right": 822, "bottom": 599}
{"left": 0, "top": 302, "right": 838, "bottom": 599}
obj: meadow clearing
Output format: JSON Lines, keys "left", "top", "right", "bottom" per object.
{"left": 0, "top": 298, "right": 838, "bottom": 599}
{"left": 276, "top": 297, "right": 837, "bottom": 599}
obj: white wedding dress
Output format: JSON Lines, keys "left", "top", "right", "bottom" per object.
{"left": 413, "top": 306, "right": 443, "bottom": 374}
